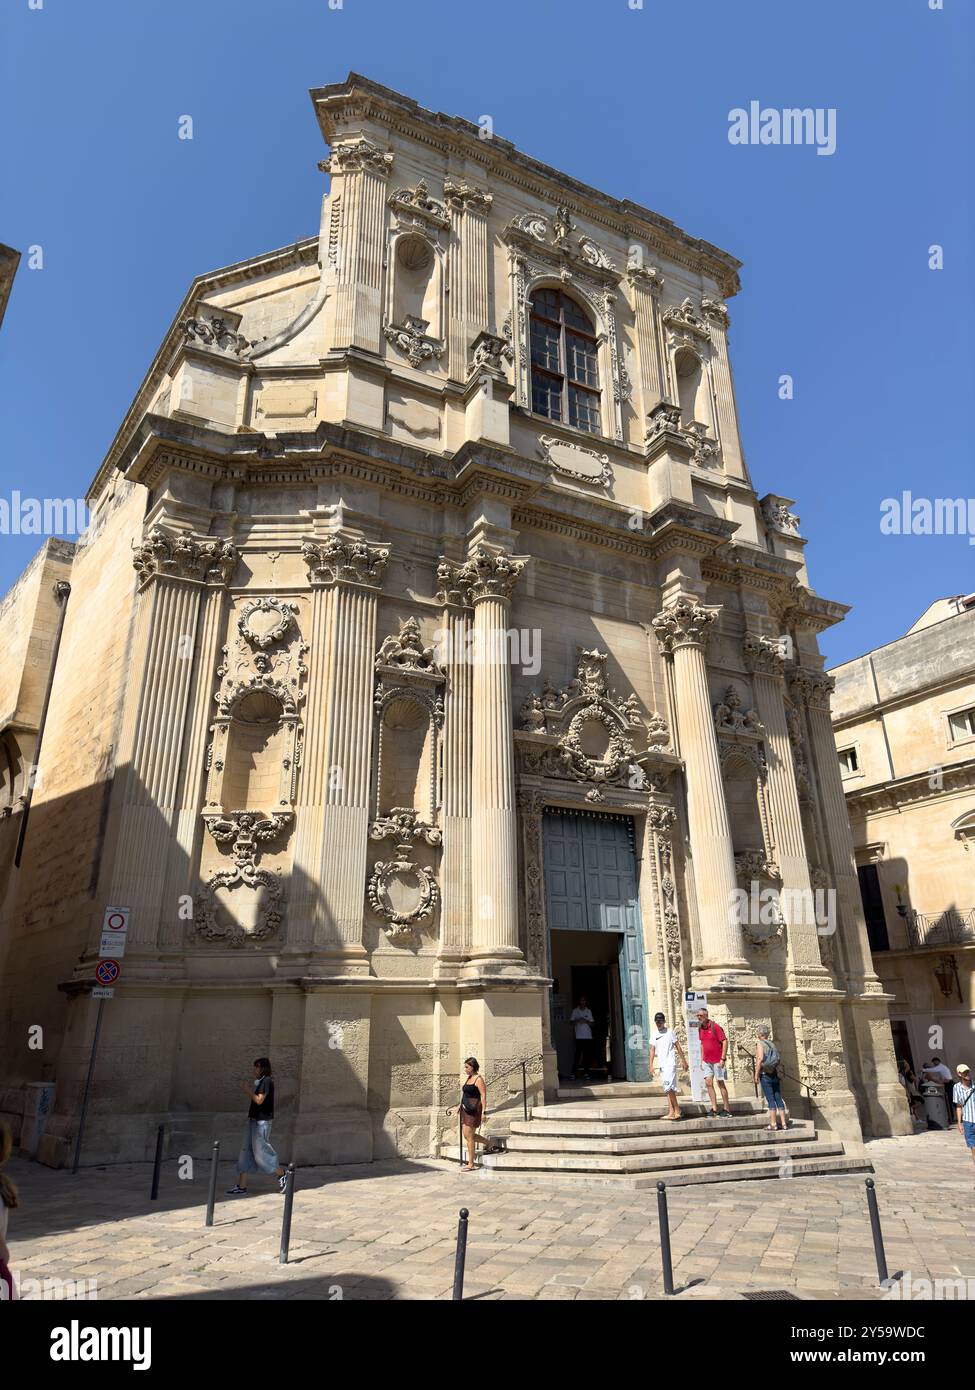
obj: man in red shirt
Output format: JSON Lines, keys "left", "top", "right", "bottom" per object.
{"left": 697, "top": 1008, "right": 732, "bottom": 1117}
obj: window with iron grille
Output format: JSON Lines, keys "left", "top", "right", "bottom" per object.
{"left": 529, "top": 287, "right": 601, "bottom": 433}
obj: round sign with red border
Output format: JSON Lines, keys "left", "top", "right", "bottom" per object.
{"left": 105, "top": 911, "right": 127, "bottom": 931}
{"left": 95, "top": 959, "right": 121, "bottom": 985}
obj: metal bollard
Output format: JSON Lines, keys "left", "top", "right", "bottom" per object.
{"left": 204, "top": 1141, "right": 220, "bottom": 1228}
{"left": 656, "top": 1181, "right": 675, "bottom": 1296}
{"left": 150, "top": 1124, "right": 165, "bottom": 1201}
{"left": 865, "top": 1178, "right": 889, "bottom": 1285}
{"left": 452, "top": 1208, "right": 469, "bottom": 1301}
{"left": 522, "top": 1061, "right": 528, "bottom": 1122}
{"left": 279, "top": 1164, "right": 296, "bottom": 1265}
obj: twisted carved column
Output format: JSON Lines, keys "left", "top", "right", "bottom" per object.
{"left": 743, "top": 635, "right": 832, "bottom": 988}
{"left": 460, "top": 545, "right": 526, "bottom": 968}
{"left": 112, "top": 527, "right": 238, "bottom": 948}
{"left": 653, "top": 598, "right": 753, "bottom": 981}
{"left": 300, "top": 535, "right": 389, "bottom": 955}
{"left": 789, "top": 667, "right": 882, "bottom": 995}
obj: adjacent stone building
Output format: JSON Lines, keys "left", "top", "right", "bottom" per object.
{"left": 0, "top": 74, "right": 910, "bottom": 1167}
{"left": 829, "top": 596, "right": 975, "bottom": 1074}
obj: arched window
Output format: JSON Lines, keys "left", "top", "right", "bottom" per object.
{"left": 530, "top": 288, "right": 601, "bottom": 434}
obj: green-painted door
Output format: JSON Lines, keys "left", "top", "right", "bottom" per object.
{"left": 543, "top": 809, "right": 650, "bottom": 1082}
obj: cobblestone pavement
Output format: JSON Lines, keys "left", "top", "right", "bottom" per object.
{"left": 5, "top": 1130, "right": 974, "bottom": 1301}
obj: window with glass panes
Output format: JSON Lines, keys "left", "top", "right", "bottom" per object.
{"left": 529, "top": 288, "right": 601, "bottom": 433}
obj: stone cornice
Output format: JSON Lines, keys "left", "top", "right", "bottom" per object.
{"left": 844, "top": 756, "right": 975, "bottom": 817}
{"left": 780, "top": 585, "right": 850, "bottom": 634}
{"left": 310, "top": 74, "right": 742, "bottom": 297}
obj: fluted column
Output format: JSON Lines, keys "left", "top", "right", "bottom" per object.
{"left": 436, "top": 561, "right": 474, "bottom": 961}
{"left": 744, "top": 635, "right": 833, "bottom": 988}
{"left": 462, "top": 545, "right": 526, "bottom": 969}
{"left": 325, "top": 139, "right": 393, "bottom": 354}
{"left": 111, "top": 527, "right": 238, "bottom": 949}
{"left": 302, "top": 535, "right": 390, "bottom": 956}
{"left": 627, "top": 264, "right": 666, "bottom": 419}
{"left": 701, "top": 299, "right": 746, "bottom": 480}
{"left": 652, "top": 598, "right": 754, "bottom": 982}
{"left": 790, "top": 668, "right": 883, "bottom": 996}
{"left": 444, "top": 180, "right": 493, "bottom": 382}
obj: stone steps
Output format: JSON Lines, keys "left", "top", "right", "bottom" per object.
{"left": 476, "top": 1153, "right": 873, "bottom": 1190}
{"left": 482, "top": 1136, "right": 843, "bottom": 1175}
{"left": 503, "top": 1122, "right": 817, "bottom": 1156}
{"left": 511, "top": 1113, "right": 794, "bottom": 1139}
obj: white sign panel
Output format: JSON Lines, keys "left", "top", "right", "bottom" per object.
{"left": 683, "top": 990, "right": 708, "bottom": 1103}
{"left": 99, "top": 906, "right": 130, "bottom": 958}
{"left": 92, "top": 987, "right": 115, "bottom": 1000}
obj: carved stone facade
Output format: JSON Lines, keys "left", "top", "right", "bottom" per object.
{"left": 0, "top": 75, "right": 910, "bottom": 1169}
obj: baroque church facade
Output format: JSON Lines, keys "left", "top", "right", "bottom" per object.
{"left": 0, "top": 75, "right": 910, "bottom": 1165}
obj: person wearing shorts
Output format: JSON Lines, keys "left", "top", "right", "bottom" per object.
{"left": 697, "top": 1008, "right": 731, "bottom": 1117}
{"left": 953, "top": 1063, "right": 975, "bottom": 1173}
{"left": 754, "top": 1025, "right": 789, "bottom": 1131}
{"left": 648, "top": 1011, "right": 687, "bottom": 1121}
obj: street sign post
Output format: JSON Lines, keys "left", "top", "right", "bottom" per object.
{"left": 99, "top": 906, "right": 129, "bottom": 958}
{"left": 74, "top": 912, "right": 129, "bottom": 1173}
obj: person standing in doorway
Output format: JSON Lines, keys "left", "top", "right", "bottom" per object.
{"left": 923, "top": 1057, "right": 955, "bottom": 1123}
{"left": 226, "top": 1057, "right": 287, "bottom": 1196}
{"left": 0, "top": 1121, "right": 18, "bottom": 1300}
{"left": 648, "top": 1011, "right": 687, "bottom": 1121}
{"left": 754, "top": 1025, "right": 789, "bottom": 1131}
{"left": 570, "top": 995, "right": 595, "bottom": 1081}
{"left": 953, "top": 1063, "right": 975, "bottom": 1175}
{"left": 697, "top": 1008, "right": 732, "bottom": 1118}
{"left": 457, "top": 1057, "right": 488, "bottom": 1172}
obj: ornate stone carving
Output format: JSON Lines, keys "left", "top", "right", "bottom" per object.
{"left": 785, "top": 702, "right": 813, "bottom": 804}
{"left": 645, "top": 401, "right": 683, "bottom": 444}
{"left": 684, "top": 420, "right": 721, "bottom": 469}
{"left": 743, "top": 632, "right": 788, "bottom": 677}
{"left": 627, "top": 262, "right": 664, "bottom": 290}
{"left": 454, "top": 546, "right": 525, "bottom": 603}
{"left": 662, "top": 296, "right": 711, "bottom": 341}
{"left": 369, "top": 807, "right": 442, "bottom": 846}
{"left": 763, "top": 495, "right": 801, "bottom": 535}
{"left": 180, "top": 312, "right": 249, "bottom": 356}
{"left": 133, "top": 527, "right": 238, "bottom": 588}
{"left": 375, "top": 616, "right": 444, "bottom": 678}
{"left": 468, "top": 330, "right": 512, "bottom": 375}
{"left": 383, "top": 314, "right": 445, "bottom": 368}
{"left": 537, "top": 434, "right": 612, "bottom": 489}
{"left": 387, "top": 179, "right": 449, "bottom": 228}
{"left": 652, "top": 599, "right": 718, "bottom": 654}
{"left": 237, "top": 596, "right": 299, "bottom": 650}
{"left": 644, "top": 404, "right": 718, "bottom": 467}
{"left": 714, "top": 685, "right": 764, "bottom": 737}
{"left": 367, "top": 834, "right": 440, "bottom": 943}
{"left": 195, "top": 811, "right": 292, "bottom": 948}
{"left": 734, "top": 850, "right": 782, "bottom": 883}
{"left": 214, "top": 671, "right": 302, "bottom": 720}
{"left": 516, "top": 789, "right": 548, "bottom": 974}
{"left": 788, "top": 668, "right": 835, "bottom": 712}
{"left": 435, "top": 558, "right": 474, "bottom": 609}
{"left": 326, "top": 139, "right": 393, "bottom": 176}
{"left": 578, "top": 236, "right": 616, "bottom": 271}
{"left": 302, "top": 536, "right": 390, "bottom": 589}
{"left": 553, "top": 205, "right": 575, "bottom": 246}
{"left": 443, "top": 179, "right": 493, "bottom": 214}
{"left": 701, "top": 297, "right": 729, "bottom": 324}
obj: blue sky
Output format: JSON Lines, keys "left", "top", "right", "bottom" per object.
{"left": 1, "top": 0, "right": 971, "bottom": 664}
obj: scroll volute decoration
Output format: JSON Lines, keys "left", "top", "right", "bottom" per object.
{"left": 368, "top": 617, "right": 446, "bottom": 943}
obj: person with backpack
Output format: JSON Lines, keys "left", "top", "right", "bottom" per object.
{"left": 754, "top": 1025, "right": 789, "bottom": 1131}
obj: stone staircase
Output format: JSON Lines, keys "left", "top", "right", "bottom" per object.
{"left": 446, "top": 1082, "right": 872, "bottom": 1189}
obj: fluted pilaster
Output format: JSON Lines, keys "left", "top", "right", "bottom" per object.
{"left": 445, "top": 180, "right": 493, "bottom": 382}
{"left": 327, "top": 138, "right": 393, "bottom": 354}
{"left": 627, "top": 264, "right": 666, "bottom": 419}
{"left": 653, "top": 598, "right": 753, "bottom": 981}
{"left": 112, "top": 527, "right": 238, "bottom": 948}
{"left": 743, "top": 636, "right": 832, "bottom": 987}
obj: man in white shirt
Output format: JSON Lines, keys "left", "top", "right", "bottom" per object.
{"left": 570, "top": 995, "right": 595, "bottom": 1080}
{"left": 648, "top": 1011, "right": 688, "bottom": 1121}
{"left": 923, "top": 1057, "right": 955, "bottom": 1121}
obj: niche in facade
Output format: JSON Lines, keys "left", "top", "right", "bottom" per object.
{"left": 377, "top": 695, "right": 436, "bottom": 821}
{"left": 391, "top": 233, "right": 441, "bottom": 332}
{"left": 221, "top": 689, "right": 289, "bottom": 813}
{"left": 674, "top": 347, "right": 711, "bottom": 430}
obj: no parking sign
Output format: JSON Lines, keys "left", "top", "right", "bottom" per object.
{"left": 95, "top": 959, "right": 121, "bottom": 987}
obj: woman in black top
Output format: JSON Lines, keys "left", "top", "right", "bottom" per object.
{"left": 456, "top": 1057, "right": 488, "bottom": 1171}
{"left": 226, "top": 1057, "right": 287, "bottom": 1196}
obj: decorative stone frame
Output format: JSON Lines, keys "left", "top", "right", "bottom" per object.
{"left": 237, "top": 596, "right": 299, "bottom": 650}
{"left": 660, "top": 296, "right": 723, "bottom": 463}
{"left": 205, "top": 674, "right": 302, "bottom": 815}
{"left": 537, "top": 434, "right": 612, "bottom": 490}
{"left": 502, "top": 215, "right": 629, "bottom": 444}
{"left": 383, "top": 181, "right": 448, "bottom": 367}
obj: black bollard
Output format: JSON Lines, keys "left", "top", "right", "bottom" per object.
{"left": 150, "top": 1124, "right": 165, "bottom": 1201}
{"left": 522, "top": 1061, "right": 528, "bottom": 1121}
{"left": 865, "top": 1178, "right": 889, "bottom": 1285}
{"left": 656, "top": 1181, "right": 675, "bottom": 1296}
{"left": 279, "top": 1164, "right": 296, "bottom": 1265}
{"left": 204, "top": 1140, "right": 220, "bottom": 1228}
{"left": 452, "top": 1207, "right": 469, "bottom": 1301}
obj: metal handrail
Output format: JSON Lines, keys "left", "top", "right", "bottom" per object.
{"left": 737, "top": 1043, "right": 817, "bottom": 1097}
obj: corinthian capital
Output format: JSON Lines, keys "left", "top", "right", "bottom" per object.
{"left": 133, "top": 526, "right": 238, "bottom": 588}
{"left": 443, "top": 179, "right": 493, "bottom": 214}
{"left": 323, "top": 139, "right": 393, "bottom": 177}
{"left": 302, "top": 535, "right": 390, "bottom": 589}
{"left": 743, "top": 632, "right": 789, "bottom": 677}
{"left": 652, "top": 598, "right": 719, "bottom": 654}
{"left": 456, "top": 545, "right": 526, "bottom": 603}
{"left": 788, "top": 667, "right": 835, "bottom": 711}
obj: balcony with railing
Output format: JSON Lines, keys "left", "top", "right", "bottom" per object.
{"left": 904, "top": 908, "right": 975, "bottom": 949}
